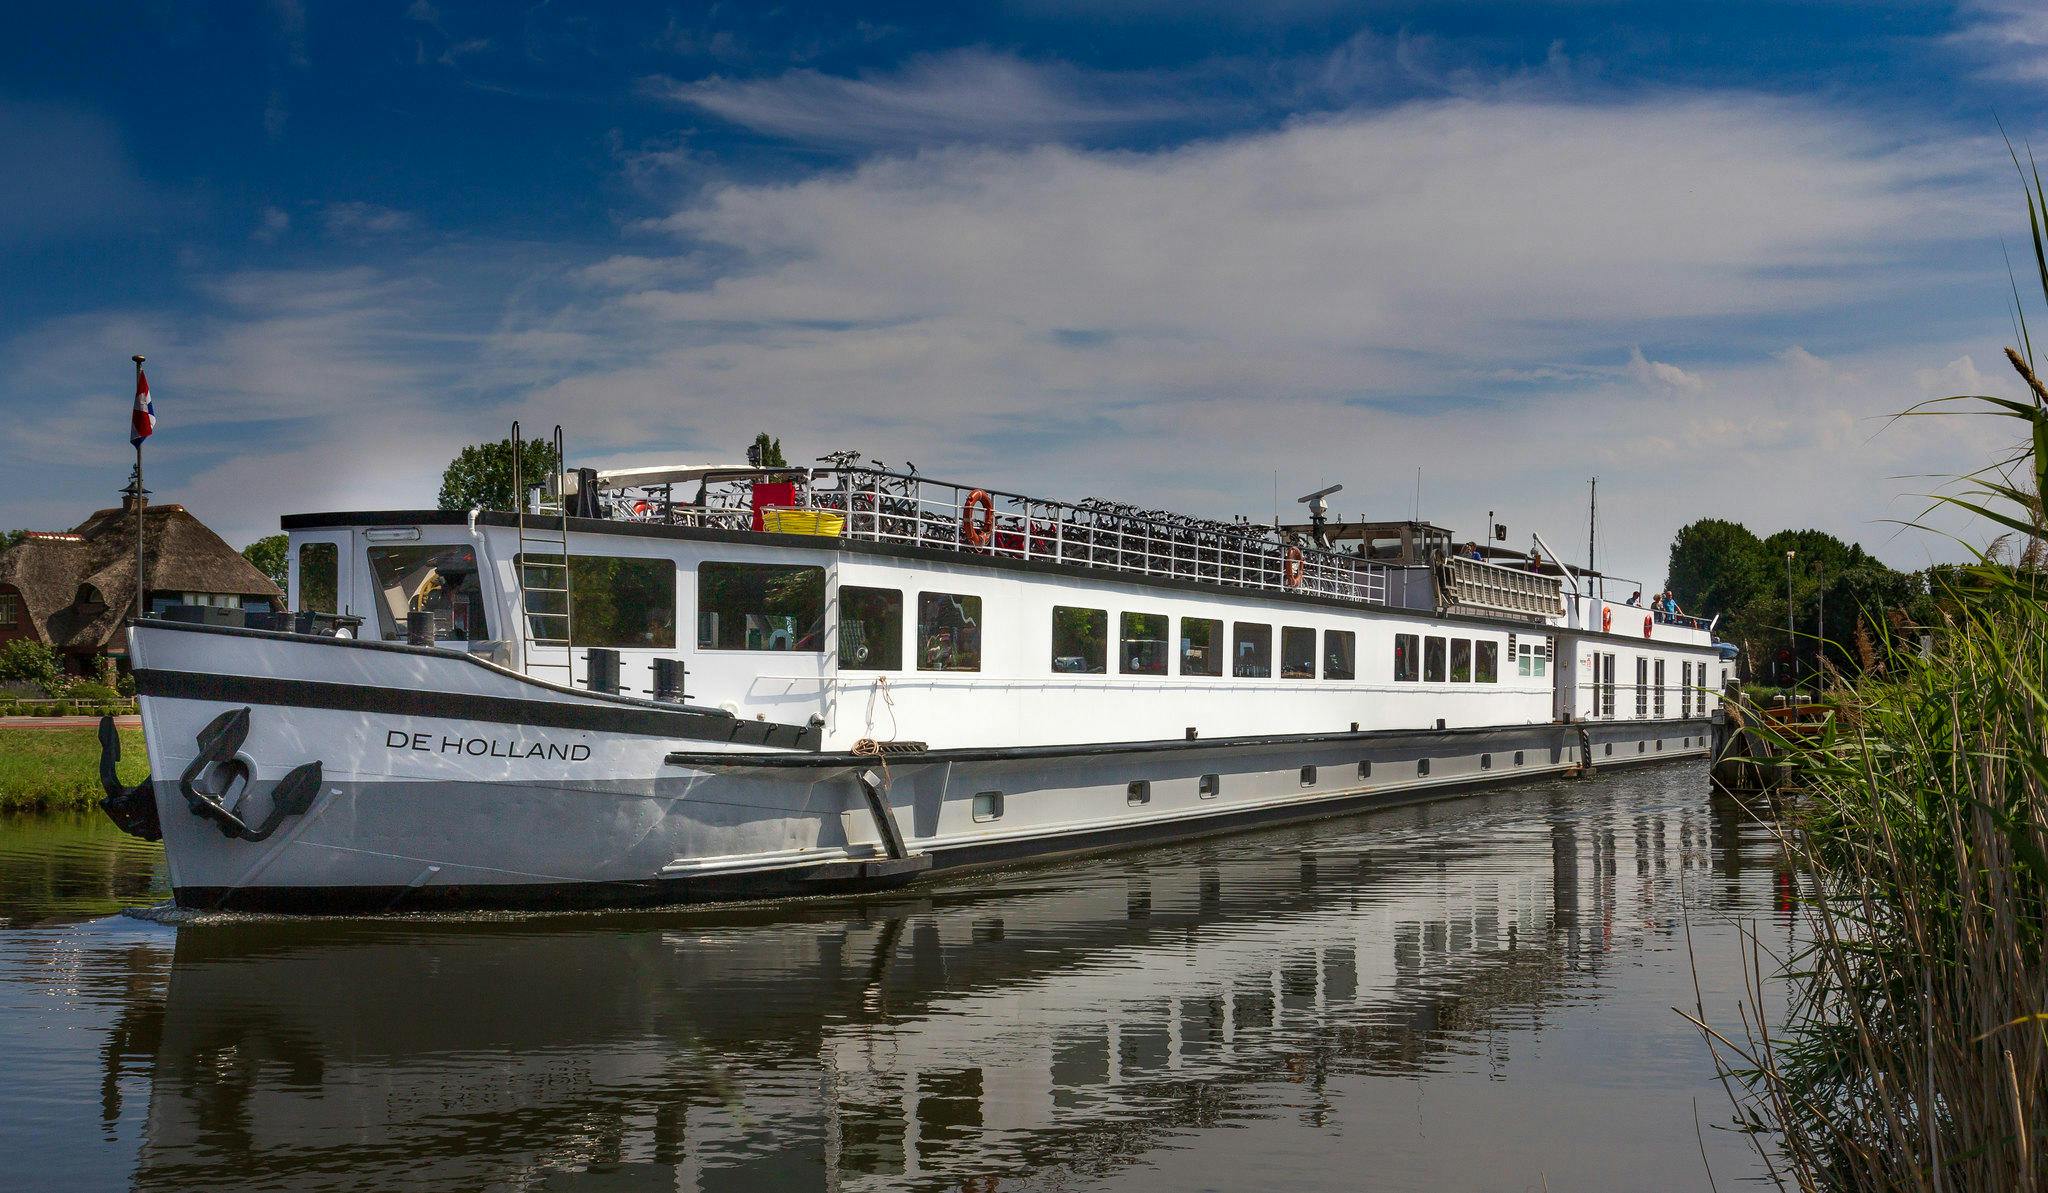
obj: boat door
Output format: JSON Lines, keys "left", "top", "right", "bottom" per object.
{"left": 288, "top": 530, "right": 355, "bottom": 621}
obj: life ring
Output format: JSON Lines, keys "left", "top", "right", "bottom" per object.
{"left": 962, "top": 489, "right": 996, "bottom": 547}
{"left": 1601, "top": 606, "right": 1612, "bottom": 633}
{"left": 631, "top": 499, "right": 652, "bottom": 517}
{"left": 1283, "top": 545, "right": 1306, "bottom": 588}
{"left": 1644, "top": 615, "right": 1655, "bottom": 638}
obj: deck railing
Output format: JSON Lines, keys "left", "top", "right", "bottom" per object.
{"left": 596, "top": 466, "right": 1390, "bottom": 608}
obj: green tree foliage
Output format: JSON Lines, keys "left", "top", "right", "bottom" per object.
{"left": 437, "top": 438, "right": 560, "bottom": 512}
{"left": 0, "top": 640, "right": 62, "bottom": 687}
{"left": 1667, "top": 518, "right": 1771, "bottom": 615}
{"left": 749, "top": 432, "right": 787, "bottom": 468}
{"left": 240, "top": 533, "right": 289, "bottom": 590}
{"left": 1, "top": 529, "right": 30, "bottom": 552}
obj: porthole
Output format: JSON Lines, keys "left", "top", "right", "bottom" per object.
{"left": 1480, "top": 753, "right": 1492, "bottom": 770}
{"left": 1638, "top": 741, "right": 1646, "bottom": 754}
{"left": 1198, "top": 773, "right": 1220, "bottom": 799}
{"left": 1604, "top": 743, "right": 1613, "bottom": 757}
{"left": 1417, "top": 758, "right": 1431, "bottom": 777}
{"left": 1656, "top": 739, "right": 1664, "bottom": 751}
{"left": 972, "top": 790, "right": 1003, "bottom": 821}
{"left": 1300, "top": 765, "right": 1317, "bottom": 788}
{"left": 1127, "top": 780, "right": 1151, "bottom": 806}
{"left": 1514, "top": 750, "right": 1525, "bottom": 766}
{"left": 1357, "top": 760, "right": 1372, "bottom": 780}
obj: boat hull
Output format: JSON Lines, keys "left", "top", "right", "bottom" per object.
{"left": 130, "top": 622, "right": 1714, "bottom": 914}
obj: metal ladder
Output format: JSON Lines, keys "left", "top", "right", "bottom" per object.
{"left": 512, "top": 422, "right": 574, "bottom": 683}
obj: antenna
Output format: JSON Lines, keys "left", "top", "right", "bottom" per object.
{"left": 1296, "top": 484, "right": 1343, "bottom": 549}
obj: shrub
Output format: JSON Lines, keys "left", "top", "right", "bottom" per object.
{"left": 0, "top": 639, "right": 60, "bottom": 687}
{"left": 63, "top": 681, "right": 122, "bottom": 704}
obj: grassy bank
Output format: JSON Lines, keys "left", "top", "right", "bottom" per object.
{"left": 0, "top": 726, "right": 146, "bottom": 813}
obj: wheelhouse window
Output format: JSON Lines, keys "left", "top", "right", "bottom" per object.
{"left": 1052, "top": 606, "right": 1107, "bottom": 674}
{"left": 370, "top": 545, "right": 490, "bottom": 642}
{"left": 918, "top": 592, "right": 982, "bottom": 672}
{"left": 1475, "top": 640, "right": 1499, "bottom": 683}
{"left": 1450, "top": 638, "right": 1472, "bottom": 682}
{"left": 1180, "top": 617, "right": 1224, "bottom": 677}
{"left": 1120, "top": 611, "right": 1170, "bottom": 675}
{"left": 839, "top": 586, "right": 902, "bottom": 670}
{"left": 1233, "top": 622, "right": 1272, "bottom": 678}
{"left": 1424, "top": 635, "right": 1447, "bottom": 682}
{"left": 1279, "top": 627, "right": 1315, "bottom": 679}
{"left": 1325, "top": 630, "right": 1356, "bottom": 680}
{"left": 697, "top": 562, "right": 820, "bottom": 651}
{"left": 297, "top": 542, "right": 337, "bottom": 613}
{"left": 1394, "top": 632, "right": 1420, "bottom": 682}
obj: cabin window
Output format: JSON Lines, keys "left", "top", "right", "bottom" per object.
{"left": 1180, "top": 617, "right": 1224, "bottom": 677}
{"left": 917, "top": 592, "right": 983, "bottom": 672}
{"left": 1324, "top": 630, "right": 1356, "bottom": 681}
{"left": 1475, "top": 640, "right": 1499, "bottom": 683}
{"left": 1635, "top": 657, "right": 1650, "bottom": 717}
{"left": 839, "top": 586, "right": 902, "bottom": 670}
{"left": 972, "top": 790, "right": 1003, "bottom": 821}
{"left": 1600, "top": 653, "right": 1618, "bottom": 717}
{"left": 1052, "top": 606, "right": 1108, "bottom": 674}
{"left": 1654, "top": 659, "right": 1666, "bottom": 717}
{"left": 1233, "top": 623, "right": 1272, "bottom": 678}
{"left": 1300, "top": 765, "right": 1317, "bottom": 787}
{"left": 1280, "top": 627, "right": 1316, "bottom": 679}
{"left": 1120, "top": 611, "right": 1170, "bottom": 675}
{"left": 1394, "top": 633, "right": 1420, "bottom": 682}
{"left": 1681, "top": 661, "right": 1693, "bottom": 717}
{"left": 1450, "top": 638, "right": 1472, "bottom": 682}
{"left": 1423, "top": 635, "right": 1447, "bottom": 682}
{"left": 1199, "top": 773, "right": 1220, "bottom": 798}
{"left": 556, "top": 556, "right": 678, "bottom": 648}
{"left": 1127, "top": 780, "right": 1151, "bottom": 805}
{"left": 371, "top": 545, "right": 491, "bottom": 642}
{"left": 297, "top": 542, "right": 338, "bottom": 614}
{"left": 697, "top": 562, "right": 816, "bottom": 651}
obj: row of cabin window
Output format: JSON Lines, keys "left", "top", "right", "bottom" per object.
{"left": 1585, "top": 653, "right": 1718, "bottom": 719}
{"left": 1390, "top": 633, "right": 1505, "bottom": 684}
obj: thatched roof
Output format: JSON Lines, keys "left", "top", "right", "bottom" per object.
{"left": 0, "top": 501, "right": 282, "bottom": 655}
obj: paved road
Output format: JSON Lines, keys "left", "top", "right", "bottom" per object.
{"left": 0, "top": 716, "right": 141, "bottom": 730}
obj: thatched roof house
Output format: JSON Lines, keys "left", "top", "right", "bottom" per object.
{"left": 0, "top": 493, "right": 281, "bottom": 672}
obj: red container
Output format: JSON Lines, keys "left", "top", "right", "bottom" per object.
{"left": 750, "top": 481, "right": 798, "bottom": 532}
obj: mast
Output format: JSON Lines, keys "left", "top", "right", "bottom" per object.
{"left": 1586, "top": 476, "right": 1597, "bottom": 601}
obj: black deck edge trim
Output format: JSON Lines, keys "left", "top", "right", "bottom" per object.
{"left": 667, "top": 715, "right": 1714, "bottom": 769}
{"left": 135, "top": 669, "right": 822, "bottom": 750}
{"left": 277, "top": 510, "right": 1721, "bottom": 644}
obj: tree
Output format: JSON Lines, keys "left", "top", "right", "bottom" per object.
{"left": 241, "top": 534, "right": 288, "bottom": 590}
{"left": 749, "top": 432, "right": 787, "bottom": 468}
{"left": 1666, "top": 518, "right": 1771, "bottom": 616}
{"left": 437, "top": 438, "right": 560, "bottom": 512}
{"left": 1, "top": 529, "right": 29, "bottom": 553}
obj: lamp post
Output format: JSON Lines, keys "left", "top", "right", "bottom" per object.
{"left": 1786, "top": 549, "right": 1797, "bottom": 690}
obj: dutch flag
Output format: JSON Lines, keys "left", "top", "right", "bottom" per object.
{"left": 130, "top": 366, "right": 154, "bottom": 447}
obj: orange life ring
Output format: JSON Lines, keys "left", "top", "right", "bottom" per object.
{"left": 631, "top": 499, "right": 652, "bottom": 517}
{"left": 962, "top": 489, "right": 996, "bottom": 547}
{"left": 1283, "top": 546, "right": 1306, "bottom": 588}
{"left": 1644, "top": 615, "right": 1654, "bottom": 638}
{"left": 1601, "top": 606, "right": 1612, "bottom": 633}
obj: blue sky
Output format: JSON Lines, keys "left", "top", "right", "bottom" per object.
{"left": 4, "top": 1, "right": 2046, "bottom": 588}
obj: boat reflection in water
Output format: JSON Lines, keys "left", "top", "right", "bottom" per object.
{"left": 107, "top": 771, "right": 1781, "bottom": 1191}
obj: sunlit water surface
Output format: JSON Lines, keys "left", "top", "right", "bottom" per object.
{"left": 0, "top": 765, "right": 1791, "bottom": 1191}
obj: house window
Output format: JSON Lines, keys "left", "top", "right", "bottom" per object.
{"left": 297, "top": 542, "right": 337, "bottom": 614}
{"left": 1424, "top": 635, "right": 1447, "bottom": 682}
{"left": 373, "top": 545, "right": 494, "bottom": 642}
{"left": 839, "top": 586, "right": 902, "bottom": 670}
{"left": 1280, "top": 627, "right": 1316, "bottom": 679}
{"left": 1394, "top": 633, "right": 1420, "bottom": 682}
{"left": 1120, "top": 611, "right": 1170, "bottom": 675}
{"left": 0, "top": 591, "right": 17, "bottom": 628}
{"left": 697, "top": 562, "right": 815, "bottom": 651}
{"left": 1475, "top": 640, "right": 1499, "bottom": 683}
{"left": 1450, "top": 639, "right": 1472, "bottom": 682}
{"left": 917, "top": 592, "right": 982, "bottom": 672}
{"left": 1052, "top": 606, "right": 1107, "bottom": 673}
{"left": 1324, "top": 630, "right": 1356, "bottom": 680}
{"left": 1180, "top": 617, "right": 1224, "bottom": 677}
{"left": 1233, "top": 622, "right": 1272, "bottom": 678}
{"left": 1654, "top": 659, "right": 1666, "bottom": 717}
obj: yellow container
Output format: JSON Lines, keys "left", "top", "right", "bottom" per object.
{"left": 762, "top": 508, "right": 846, "bottom": 537}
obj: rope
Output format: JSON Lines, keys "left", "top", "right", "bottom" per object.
{"left": 853, "top": 675, "right": 900, "bottom": 791}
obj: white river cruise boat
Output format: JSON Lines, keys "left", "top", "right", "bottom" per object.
{"left": 96, "top": 429, "right": 1732, "bottom": 912}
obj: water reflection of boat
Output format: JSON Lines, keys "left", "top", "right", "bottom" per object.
{"left": 106, "top": 781, "right": 1768, "bottom": 1191}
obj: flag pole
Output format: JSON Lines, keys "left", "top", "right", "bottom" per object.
{"left": 132, "top": 354, "right": 146, "bottom": 623}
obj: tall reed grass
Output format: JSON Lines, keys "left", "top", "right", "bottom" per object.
{"left": 1688, "top": 165, "right": 2048, "bottom": 1189}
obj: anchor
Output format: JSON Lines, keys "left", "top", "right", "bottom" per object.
{"left": 176, "top": 707, "right": 326, "bottom": 842}
{"left": 97, "top": 715, "right": 161, "bottom": 842}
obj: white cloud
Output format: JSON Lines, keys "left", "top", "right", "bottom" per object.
{"left": 253, "top": 206, "right": 292, "bottom": 243}
{"left": 318, "top": 201, "right": 418, "bottom": 238}
{"left": 1949, "top": 0, "right": 2048, "bottom": 83}
{"left": 1627, "top": 347, "right": 1706, "bottom": 393}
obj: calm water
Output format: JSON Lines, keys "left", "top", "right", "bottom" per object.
{"left": 0, "top": 765, "right": 1791, "bottom": 1191}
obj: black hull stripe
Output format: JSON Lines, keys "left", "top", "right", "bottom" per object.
{"left": 666, "top": 715, "right": 1717, "bottom": 769}
{"left": 171, "top": 749, "right": 1705, "bottom": 913}
{"left": 135, "top": 669, "right": 822, "bottom": 749}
